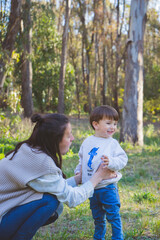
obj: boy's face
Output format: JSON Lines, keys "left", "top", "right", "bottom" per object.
{"left": 92, "top": 117, "right": 117, "bottom": 138}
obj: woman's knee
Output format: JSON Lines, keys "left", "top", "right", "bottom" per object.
{"left": 42, "top": 193, "right": 59, "bottom": 212}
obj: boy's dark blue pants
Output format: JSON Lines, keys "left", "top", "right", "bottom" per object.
{"left": 89, "top": 183, "right": 123, "bottom": 240}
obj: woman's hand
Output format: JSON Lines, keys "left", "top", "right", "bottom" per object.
{"left": 90, "top": 163, "right": 117, "bottom": 188}
{"left": 97, "top": 163, "right": 116, "bottom": 179}
{"left": 74, "top": 171, "right": 82, "bottom": 185}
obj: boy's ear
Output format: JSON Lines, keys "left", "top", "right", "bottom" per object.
{"left": 92, "top": 121, "right": 99, "bottom": 130}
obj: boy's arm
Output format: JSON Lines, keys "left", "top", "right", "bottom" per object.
{"left": 102, "top": 141, "right": 128, "bottom": 171}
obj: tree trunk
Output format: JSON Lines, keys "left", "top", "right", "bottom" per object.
{"left": 86, "top": 49, "right": 92, "bottom": 113}
{"left": 58, "top": 0, "right": 72, "bottom": 113}
{"left": 93, "top": 0, "right": 99, "bottom": 106}
{"left": 114, "top": 0, "right": 120, "bottom": 113}
{"left": 0, "top": 0, "right": 22, "bottom": 92}
{"left": 120, "top": 0, "right": 149, "bottom": 145}
{"left": 81, "top": 40, "right": 86, "bottom": 91}
{"left": 102, "top": 0, "right": 109, "bottom": 105}
{"left": 94, "top": 31, "right": 98, "bottom": 105}
{"left": 21, "top": 0, "right": 33, "bottom": 118}
{"left": 78, "top": 0, "right": 93, "bottom": 113}
{"left": 75, "top": 75, "right": 81, "bottom": 119}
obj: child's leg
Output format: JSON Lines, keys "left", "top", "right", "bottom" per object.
{"left": 0, "top": 193, "right": 59, "bottom": 240}
{"left": 90, "top": 192, "right": 106, "bottom": 240}
{"left": 100, "top": 184, "right": 123, "bottom": 240}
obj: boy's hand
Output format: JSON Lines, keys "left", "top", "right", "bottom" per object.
{"left": 101, "top": 155, "right": 109, "bottom": 168}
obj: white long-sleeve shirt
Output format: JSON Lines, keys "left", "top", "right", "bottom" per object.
{"left": 75, "top": 135, "right": 128, "bottom": 189}
{"left": 28, "top": 173, "right": 94, "bottom": 208}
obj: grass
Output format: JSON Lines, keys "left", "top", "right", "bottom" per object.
{"left": 33, "top": 153, "right": 160, "bottom": 240}
{"left": 0, "top": 116, "right": 160, "bottom": 239}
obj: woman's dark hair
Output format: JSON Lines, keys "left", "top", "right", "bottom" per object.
{"left": 90, "top": 105, "right": 119, "bottom": 130}
{"left": 6, "top": 113, "right": 69, "bottom": 176}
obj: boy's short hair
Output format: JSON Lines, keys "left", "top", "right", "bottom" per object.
{"left": 90, "top": 105, "right": 119, "bottom": 129}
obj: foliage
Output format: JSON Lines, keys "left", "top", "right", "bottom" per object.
{"left": 144, "top": 97, "right": 160, "bottom": 122}
{"left": 31, "top": 2, "right": 61, "bottom": 112}
{"left": 0, "top": 1, "right": 160, "bottom": 121}
{"left": 0, "top": 0, "right": 10, "bottom": 43}
{"left": 31, "top": 2, "right": 76, "bottom": 113}
{"left": 0, "top": 112, "right": 32, "bottom": 156}
{"left": 7, "top": 89, "right": 23, "bottom": 114}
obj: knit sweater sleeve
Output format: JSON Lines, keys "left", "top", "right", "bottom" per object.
{"left": 28, "top": 173, "right": 94, "bottom": 208}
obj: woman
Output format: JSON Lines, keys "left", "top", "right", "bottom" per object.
{"left": 0, "top": 113, "right": 116, "bottom": 240}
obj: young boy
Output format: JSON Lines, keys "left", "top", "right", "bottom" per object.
{"left": 75, "top": 105, "right": 128, "bottom": 240}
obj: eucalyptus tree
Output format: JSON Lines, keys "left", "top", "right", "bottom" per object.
{"left": 76, "top": 0, "right": 93, "bottom": 113}
{"left": 21, "top": 0, "right": 33, "bottom": 118}
{"left": 58, "top": 0, "right": 72, "bottom": 113}
{"left": 31, "top": 2, "right": 61, "bottom": 112}
{"left": 102, "top": 0, "right": 109, "bottom": 105}
{"left": 68, "top": 0, "right": 129, "bottom": 113}
{"left": 0, "top": 0, "right": 22, "bottom": 93}
{"left": 120, "top": 0, "right": 149, "bottom": 145}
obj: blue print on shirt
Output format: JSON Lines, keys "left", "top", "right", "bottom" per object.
{"left": 87, "top": 147, "right": 99, "bottom": 169}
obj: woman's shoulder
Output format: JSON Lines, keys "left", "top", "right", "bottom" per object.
{"left": 21, "top": 143, "right": 62, "bottom": 175}
{"left": 20, "top": 143, "right": 49, "bottom": 159}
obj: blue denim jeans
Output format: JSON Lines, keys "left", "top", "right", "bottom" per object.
{"left": 89, "top": 184, "right": 123, "bottom": 240}
{"left": 0, "top": 193, "right": 59, "bottom": 240}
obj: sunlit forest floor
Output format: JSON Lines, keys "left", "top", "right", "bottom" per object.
{"left": 0, "top": 116, "right": 160, "bottom": 239}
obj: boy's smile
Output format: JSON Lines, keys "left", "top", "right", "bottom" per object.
{"left": 92, "top": 118, "right": 117, "bottom": 138}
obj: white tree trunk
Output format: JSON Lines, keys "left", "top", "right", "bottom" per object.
{"left": 121, "top": 0, "right": 149, "bottom": 146}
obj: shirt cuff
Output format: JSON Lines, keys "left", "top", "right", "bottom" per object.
{"left": 83, "top": 181, "right": 94, "bottom": 198}
{"left": 66, "top": 176, "right": 77, "bottom": 187}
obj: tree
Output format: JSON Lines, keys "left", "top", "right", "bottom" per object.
{"left": 120, "top": 0, "right": 149, "bottom": 145}
{"left": 0, "top": 0, "right": 22, "bottom": 93}
{"left": 31, "top": 2, "right": 61, "bottom": 112}
{"left": 77, "top": 0, "right": 94, "bottom": 113}
{"left": 21, "top": 0, "right": 33, "bottom": 118}
{"left": 102, "top": 0, "right": 109, "bottom": 105}
{"left": 58, "top": 0, "right": 72, "bottom": 113}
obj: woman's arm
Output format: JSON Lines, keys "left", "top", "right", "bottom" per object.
{"left": 28, "top": 173, "right": 94, "bottom": 208}
{"left": 28, "top": 164, "right": 116, "bottom": 208}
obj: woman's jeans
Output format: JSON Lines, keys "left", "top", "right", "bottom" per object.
{"left": 0, "top": 193, "right": 59, "bottom": 240}
{"left": 89, "top": 184, "right": 123, "bottom": 240}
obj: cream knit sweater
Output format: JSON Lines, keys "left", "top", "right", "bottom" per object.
{"left": 0, "top": 143, "right": 94, "bottom": 220}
